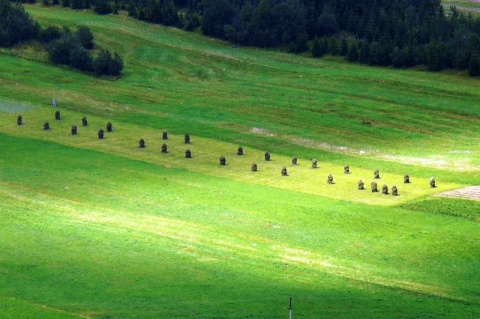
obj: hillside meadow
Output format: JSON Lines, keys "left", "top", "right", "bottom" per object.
{"left": 0, "top": 4, "right": 479, "bottom": 318}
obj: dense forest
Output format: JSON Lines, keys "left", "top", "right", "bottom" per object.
{"left": 5, "top": 0, "right": 480, "bottom": 76}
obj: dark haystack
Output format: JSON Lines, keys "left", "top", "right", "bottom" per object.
{"left": 327, "top": 174, "right": 334, "bottom": 184}
{"left": 392, "top": 186, "right": 398, "bottom": 196}
{"left": 382, "top": 184, "right": 389, "bottom": 195}
{"left": 358, "top": 180, "right": 365, "bottom": 190}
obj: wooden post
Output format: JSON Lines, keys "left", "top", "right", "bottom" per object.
{"left": 289, "top": 297, "right": 292, "bottom": 319}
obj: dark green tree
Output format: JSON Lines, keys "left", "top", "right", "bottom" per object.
{"left": 76, "top": 25, "right": 94, "bottom": 49}
{"left": 93, "top": 49, "right": 123, "bottom": 76}
{"left": 311, "top": 37, "right": 324, "bottom": 58}
{"left": 469, "top": 54, "right": 480, "bottom": 76}
{"left": 347, "top": 40, "right": 359, "bottom": 62}
{"left": 0, "top": 0, "right": 40, "bottom": 47}
{"left": 39, "top": 25, "right": 62, "bottom": 43}
{"left": 70, "top": 0, "right": 84, "bottom": 9}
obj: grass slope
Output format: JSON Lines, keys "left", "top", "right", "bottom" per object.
{"left": 0, "top": 4, "right": 479, "bottom": 319}
{"left": 1, "top": 134, "right": 479, "bottom": 318}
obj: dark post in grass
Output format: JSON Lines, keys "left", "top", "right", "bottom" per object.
{"left": 374, "top": 169, "right": 380, "bottom": 179}
{"left": 139, "top": 138, "right": 145, "bottom": 148}
{"left": 392, "top": 186, "right": 398, "bottom": 196}
{"left": 344, "top": 165, "right": 350, "bottom": 174}
{"left": 162, "top": 131, "right": 168, "bottom": 140}
{"left": 358, "top": 179, "right": 365, "bottom": 190}
{"left": 98, "top": 129, "right": 104, "bottom": 139}
{"left": 17, "top": 115, "right": 22, "bottom": 125}
{"left": 327, "top": 174, "right": 334, "bottom": 184}
{"left": 281, "top": 166, "right": 288, "bottom": 176}
{"left": 185, "top": 149, "right": 192, "bottom": 158}
{"left": 185, "top": 134, "right": 190, "bottom": 144}
{"left": 71, "top": 125, "right": 77, "bottom": 135}
{"left": 371, "top": 182, "right": 378, "bottom": 192}
{"left": 265, "top": 152, "right": 271, "bottom": 161}
{"left": 237, "top": 147, "right": 244, "bottom": 155}
{"left": 219, "top": 156, "right": 226, "bottom": 165}
{"left": 382, "top": 184, "right": 389, "bottom": 195}
{"left": 251, "top": 163, "right": 257, "bottom": 172}
{"left": 404, "top": 174, "right": 410, "bottom": 183}
{"left": 107, "top": 122, "right": 112, "bottom": 132}
{"left": 292, "top": 157, "right": 298, "bottom": 165}
{"left": 43, "top": 121, "right": 50, "bottom": 130}
{"left": 161, "top": 143, "right": 168, "bottom": 153}
{"left": 289, "top": 297, "right": 293, "bottom": 319}
{"left": 311, "top": 159, "right": 318, "bottom": 168}
{"left": 55, "top": 110, "right": 61, "bottom": 120}
{"left": 430, "top": 177, "right": 436, "bottom": 188}
{"left": 82, "top": 116, "right": 88, "bottom": 126}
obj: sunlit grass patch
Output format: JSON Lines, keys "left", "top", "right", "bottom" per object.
{"left": 0, "top": 107, "right": 461, "bottom": 205}
{"left": 0, "top": 5, "right": 479, "bottom": 318}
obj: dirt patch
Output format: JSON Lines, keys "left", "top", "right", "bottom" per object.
{"left": 438, "top": 186, "right": 480, "bottom": 201}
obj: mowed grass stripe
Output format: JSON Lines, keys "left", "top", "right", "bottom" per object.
{"left": 0, "top": 185, "right": 466, "bottom": 303}
{"left": 2, "top": 135, "right": 479, "bottom": 318}
{"left": 0, "top": 108, "right": 461, "bottom": 205}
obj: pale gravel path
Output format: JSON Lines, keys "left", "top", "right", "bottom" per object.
{"left": 438, "top": 186, "right": 480, "bottom": 201}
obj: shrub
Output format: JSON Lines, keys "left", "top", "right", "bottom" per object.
{"left": 93, "top": 49, "right": 123, "bottom": 76}
{"left": 0, "top": 0, "right": 40, "bottom": 47}
{"left": 39, "top": 25, "right": 62, "bottom": 43}
{"left": 93, "top": 0, "right": 112, "bottom": 15}
{"left": 76, "top": 25, "right": 94, "bottom": 49}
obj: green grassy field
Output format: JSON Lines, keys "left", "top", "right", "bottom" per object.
{"left": 0, "top": 4, "right": 479, "bottom": 318}
{"left": 443, "top": 0, "right": 480, "bottom": 13}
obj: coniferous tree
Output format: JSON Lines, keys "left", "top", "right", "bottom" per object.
{"left": 76, "top": 25, "right": 94, "bottom": 49}
{"left": 70, "top": 0, "right": 83, "bottom": 10}
{"left": 0, "top": 0, "right": 40, "bottom": 47}
{"left": 469, "top": 54, "right": 480, "bottom": 76}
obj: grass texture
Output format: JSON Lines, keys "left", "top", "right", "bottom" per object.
{"left": 0, "top": 4, "right": 479, "bottom": 319}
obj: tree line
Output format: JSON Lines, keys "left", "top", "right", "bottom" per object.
{"left": 1, "top": 0, "right": 123, "bottom": 76}
{"left": 123, "top": 0, "right": 480, "bottom": 76}
{"left": 6, "top": 0, "right": 480, "bottom": 76}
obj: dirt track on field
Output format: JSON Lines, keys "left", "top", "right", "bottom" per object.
{"left": 438, "top": 186, "right": 480, "bottom": 201}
